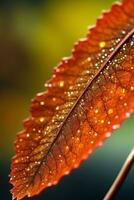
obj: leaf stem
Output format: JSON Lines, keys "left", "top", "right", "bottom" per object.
{"left": 103, "top": 147, "right": 134, "bottom": 200}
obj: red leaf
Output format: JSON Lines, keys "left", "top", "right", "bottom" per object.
{"left": 10, "top": 0, "right": 134, "bottom": 199}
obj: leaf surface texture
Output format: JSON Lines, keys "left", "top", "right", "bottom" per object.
{"left": 10, "top": 0, "right": 134, "bottom": 199}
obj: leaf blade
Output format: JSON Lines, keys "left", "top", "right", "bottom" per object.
{"left": 10, "top": 0, "right": 134, "bottom": 199}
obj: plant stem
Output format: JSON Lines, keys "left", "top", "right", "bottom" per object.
{"left": 103, "top": 147, "right": 134, "bottom": 200}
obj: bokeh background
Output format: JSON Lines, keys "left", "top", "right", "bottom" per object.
{"left": 1, "top": 0, "right": 134, "bottom": 199}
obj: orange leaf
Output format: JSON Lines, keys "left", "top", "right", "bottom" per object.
{"left": 10, "top": 0, "right": 134, "bottom": 199}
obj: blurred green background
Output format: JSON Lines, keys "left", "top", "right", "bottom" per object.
{"left": 1, "top": 0, "right": 134, "bottom": 199}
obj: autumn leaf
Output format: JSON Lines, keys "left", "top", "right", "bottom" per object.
{"left": 10, "top": 0, "right": 134, "bottom": 199}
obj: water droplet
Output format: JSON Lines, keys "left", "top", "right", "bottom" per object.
{"left": 95, "top": 109, "right": 99, "bottom": 113}
{"left": 59, "top": 81, "right": 64, "bottom": 87}
{"left": 99, "top": 41, "right": 106, "bottom": 48}
{"left": 130, "top": 86, "right": 134, "bottom": 91}
{"left": 40, "top": 117, "right": 45, "bottom": 123}
{"left": 40, "top": 101, "right": 45, "bottom": 106}
{"left": 101, "top": 119, "right": 104, "bottom": 124}
{"left": 108, "top": 108, "right": 113, "bottom": 114}
{"left": 26, "top": 133, "right": 30, "bottom": 138}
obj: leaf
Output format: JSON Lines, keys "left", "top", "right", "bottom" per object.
{"left": 10, "top": 0, "right": 134, "bottom": 199}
